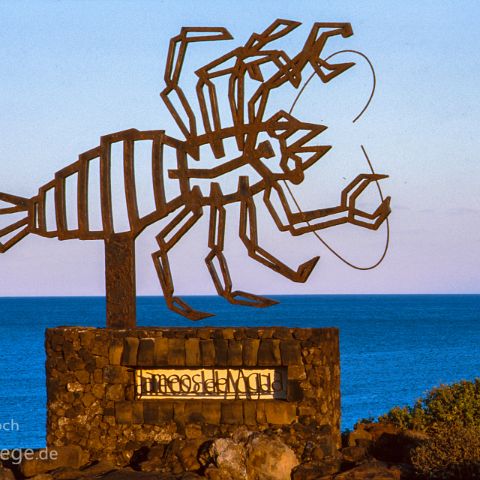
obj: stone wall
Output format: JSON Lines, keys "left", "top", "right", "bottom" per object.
{"left": 45, "top": 327, "right": 340, "bottom": 465}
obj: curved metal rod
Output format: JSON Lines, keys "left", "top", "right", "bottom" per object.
{"left": 285, "top": 50, "right": 390, "bottom": 270}
{"left": 325, "top": 49, "right": 376, "bottom": 123}
{"left": 289, "top": 49, "right": 376, "bottom": 123}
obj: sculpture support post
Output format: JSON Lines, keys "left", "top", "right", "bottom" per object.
{"left": 105, "top": 235, "right": 136, "bottom": 328}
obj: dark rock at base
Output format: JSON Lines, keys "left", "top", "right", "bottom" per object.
{"left": 333, "top": 460, "right": 402, "bottom": 479}
{"left": 45, "top": 468, "right": 84, "bottom": 480}
{"left": 133, "top": 438, "right": 206, "bottom": 476}
{"left": 26, "top": 461, "right": 117, "bottom": 480}
{"left": 20, "top": 446, "right": 90, "bottom": 478}
{"left": 292, "top": 459, "right": 342, "bottom": 480}
{"left": 130, "top": 447, "right": 155, "bottom": 471}
{"left": 345, "top": 429, "right": 373, "bottom": 448}
{"left": 89, "top": 468, "right": 171, "bottom": 479}
{"left": 361, "top": 424, "right": 399, "bottom": 443}
{"left": 0, "top": 466, "right": 15, "bottom": 480}
{"left": 372, "top": 431, "right": 427, "bottom": 464}
{"left": 18, "top": 420, "right": 427, "bottom": 480}
{"left": 340, "top": 446, "right": 367, "bottom": 464}
{"left": 176, "top": 439, "right": 206, "bottom": 472}
{"left": 78, "top": 460, "right": 118, "bottom": 478}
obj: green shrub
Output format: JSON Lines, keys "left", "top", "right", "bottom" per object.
{"left": 410, "top": 423, "right": 480, "bottom": 479}
{"left": 354, "top": 416, "right": 375, "bottom": 427}
{"left": 379, "top": 378, "right": 480, "bottom": 431}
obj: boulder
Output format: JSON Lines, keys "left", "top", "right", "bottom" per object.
{"left": 204, "top": 438, "right": 246, "bottom": 479}
{"left": 202, "top": 433, "right": 298, "bottom": 480}
{"left": 246, "top": 434, "right": 299, "bottom": 480}
{"left": 176, "top": 439, "right": 206, "bottom": 472}
{"left": 20, "top": 446, "right": 89, "bottom": 478}
{"left": 346, "top": 429, "right": 372, "bottom": 448}
{"left": 361, "top": 424, "right": 399, "bottom": 442}
{"left": 134, "top": 445, "right": 165, "bottom": 472}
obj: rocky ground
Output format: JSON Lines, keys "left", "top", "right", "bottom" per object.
{"left": 0, "top": 421, "right": 430, "bottom": 480}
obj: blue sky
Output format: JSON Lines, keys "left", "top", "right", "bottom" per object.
{"left": 0, "top": 0, "right": 479, "bottom": 295}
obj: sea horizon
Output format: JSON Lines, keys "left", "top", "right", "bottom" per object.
{"left": 2, "top": 293, "right": 479, "bottom": 297}
{"left": 0, "top": 294, "right": 478, "bottom": 448}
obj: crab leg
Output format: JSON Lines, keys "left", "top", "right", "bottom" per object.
{"left": 151, "top": 195, "right": 212, "bottom": 321}
{"left": 205, "top": 183, "right": 277, "bottom": 308}
{"left": 238, "top": 177, "right": 319, "bottom": 283}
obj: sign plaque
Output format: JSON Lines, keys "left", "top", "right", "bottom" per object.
{"left": 135, "top": 368, "right": 288, "bottom": 400}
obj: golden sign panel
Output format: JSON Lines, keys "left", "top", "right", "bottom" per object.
{"left": 135, "top": 368, "right": 287, "bottom": 400}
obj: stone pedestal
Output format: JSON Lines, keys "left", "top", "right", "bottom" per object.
{"left": 46, "top": 327, "right": 340, "bottom": 464}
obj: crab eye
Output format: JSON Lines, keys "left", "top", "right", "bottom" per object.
{"left": 256, "top": 140, "right": 275, "bottom": 159}
{"left": 266, "top": 111, "right": 297, "bottom": 139}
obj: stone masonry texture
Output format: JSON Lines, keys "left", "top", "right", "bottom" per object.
{"left": 45, "top": 327, "right": 340, "bottom": 464}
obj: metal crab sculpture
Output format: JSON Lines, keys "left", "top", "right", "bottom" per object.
{"left": 0, "top": 19, "right": 390, "bottom": 326}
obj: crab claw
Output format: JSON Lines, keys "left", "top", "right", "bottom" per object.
{"left": 228, "top": 291, "right": 279, "bottom": 308}
{"left": 295, "top": 256, "right": 320, "bottom": 283}
{"left": 170, "top": 296, "right": 215, "bottom": 321}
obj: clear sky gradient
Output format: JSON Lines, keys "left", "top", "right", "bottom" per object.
{"left": 0, "top": 0, "right": 479, "bottom": 296}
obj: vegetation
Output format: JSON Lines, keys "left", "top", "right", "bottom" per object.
{"left": 410, "top": 423, "right": 480, "bottom": 479}
{"left": 378, "top": 378, "right": 480, "bottom": 431}
{"left": 378, "top": 379, "right": 480, "bottom": 478}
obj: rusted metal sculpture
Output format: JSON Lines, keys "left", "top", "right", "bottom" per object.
{"left": 0, "top": 20, "right": 390, "bottom": 327}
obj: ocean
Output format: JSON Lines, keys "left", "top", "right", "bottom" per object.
{"left": 0, "top": 294, "right": 478, "bottom": 448}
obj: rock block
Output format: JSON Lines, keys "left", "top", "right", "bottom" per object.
{"left": 265, "top": 401, "right": 296, "bottom": 425}
{"left": 242, "top": 339, "right": 260, "bottom": 366}
{"left": 227, "top": 340, "right": 243, "bottom": 366}
{"left": 287, "top": 380, "right": 304, "bottom": 402}
{"left": 121, "top": 337, "right": 139, "bottom": 365}
{"left": 221, "top": 402, "right": 243, "bottom": 424}
{"left": 157, "top": 401, "right": 174, "bottom": 422}
{"left": 137, "top": 338, "right": 155, "bottom": 366}
{"left": 258, "top": 339, "right": 281, "bottom": 366}
{"left": 280, "top": 341, "right": 303, "bottom": 366}
{"left": 132, "top": 401, "right": 144, "bottom": 424}
{"left": 103, "top": 365, "right": 130, "bottom": 384}
{"left": 185, "top": 338, "right": 201, "bottom": 366}
{"left": 273, "top": 327, "right": 292, "bottom": 340}
{"left": 288, "top": 365, "right": 307, "bottom": 380}
{"left": 256, "top": 400, "right": 266, "bottom": 423}
{"left": 202, "top": 401, "right": 221, "bottom": 424}
{"left": 243, "top": 401, "right": 257, "bottom": 426}
{"left": 167, "top": 339, "right": 185, "bottom": 366}
{"left": 200, "top": 340, "right": 215, "bottom": 366}
{"left": 184, "top": 402, "right": 205, "bottom": 423}
{"left": 115, "top": 401, "right": 133, "bottom": 424}
{"left": 213, "top": 339, "right": 228, "bottom": 366}
{"left": 154, "top": 337, "right": 169, "bottom": 365}
{"left": 143, "top": 402, "right": 159, "bottom": 424}
{"left": 108, "top": 339, "right": 123, "bottom": 365}
{"left": 105, "top": 384, "right": 124, "bottom": 401}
